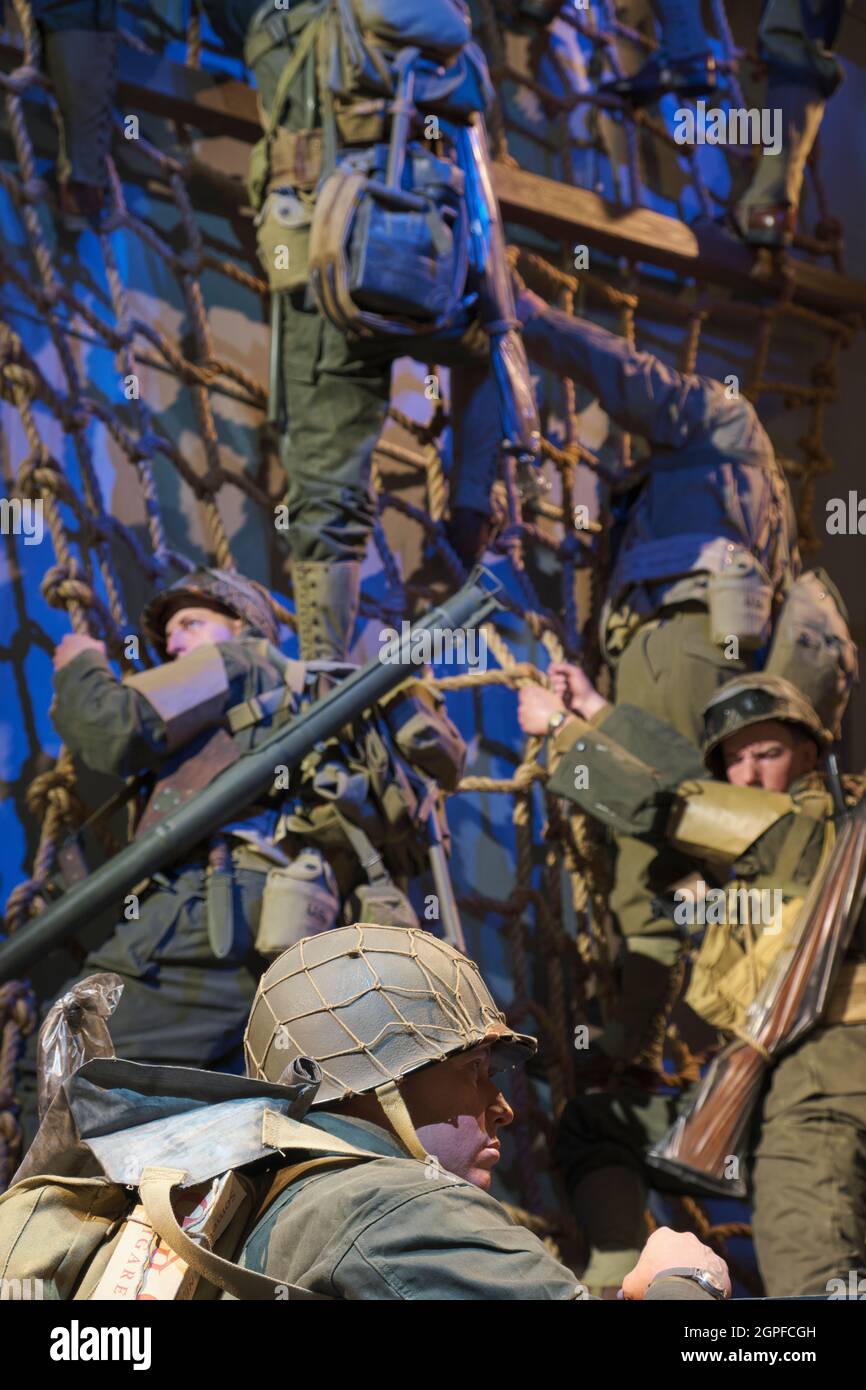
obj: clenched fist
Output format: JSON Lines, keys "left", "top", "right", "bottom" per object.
{"left": 621, "top": 1227, "right": 731, "bottom": 1301}
{"left": 547, "top": 661, "right": 606, "bottom": 721}
{"left": 517, "top": 685, "right": 568, "bottom": 736}
{"left": 53, "top": 633, "right": 107, "bottom": 672}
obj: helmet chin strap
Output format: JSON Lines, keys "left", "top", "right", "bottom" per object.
{"left": 374, "top": 1081, "right": 428, "bottom": 1161}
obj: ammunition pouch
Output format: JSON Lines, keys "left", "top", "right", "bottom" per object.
{"left": 255, "top": 186, "right": 315, "bottom": 293}
{"left": 379, "top": 680, "right": 467, "bottom": 791}
{"left": 256, "top": 848, "right": 341, "bottom": 956}
{"left": 334, "top": 791, "right": 420, "bottom": 930}
{"left": 350, "top": 878, "right": 419, "bottom": 930}
{"left": 269, "top": 127, "right": 327, "bottom": 191}
{"left": 667, "top": 780, "right": 795, "bottom": 867}
{"left": 707, "top": 553, "right": 774, "bottom": 650}
{"left": 606, "top": 539, "right": 775, "bottom": 656}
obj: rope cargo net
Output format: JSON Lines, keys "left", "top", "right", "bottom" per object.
{"left": 0, "top": 0, "right": 859, "bottom": 1291}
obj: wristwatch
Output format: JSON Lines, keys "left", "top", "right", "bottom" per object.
{"left": 547, "top": 710, "right": 570, "bottom": 736}
{"left": 650, "top": 1267, "right": 727, "bottom": 1300}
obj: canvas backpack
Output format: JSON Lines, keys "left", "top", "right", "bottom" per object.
{"left": 0, "top": 1059, "right": 383, "bottom": 1301}
{"left": 765, "top": 567, "right": 858, "bottom": 740}
{"left": 248, "top": 0, "right": 490, "bottom": 297}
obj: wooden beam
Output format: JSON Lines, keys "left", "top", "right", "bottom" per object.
{"left": 492, "top": 164, "right": 866, "bottom": 320}
{"left": 118, "top": 49, "right": 260, "bottom": 142}
{"left": 3, "top": 37, "right": 865, "bottom": 319}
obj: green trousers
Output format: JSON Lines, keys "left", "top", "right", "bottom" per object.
{"left": 612, "top": 607, "right": 755, "bottom": 958}
{"left": 277, "top": 288, "right": 502, "bottom": 564}
{"left": 751, "top": 1022, "right": 866, "bottom": 1296}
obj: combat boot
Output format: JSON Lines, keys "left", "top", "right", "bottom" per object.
{"left": 292, "top": 559, "right": 360, "bottom": 662}
{"left": 600, "top": 52, "right": 718, "bottom": 107}
{"left": 43, "top": 29, "right": 118, "bottom": 230}
{"left": 600, "top": 0, "right": 717, "bottom": 107}
{"left": 733, "top": 83, "right": 827, "bottom": 248}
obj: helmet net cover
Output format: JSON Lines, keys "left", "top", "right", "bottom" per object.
{"left": 141, "top": 568, "right": 281, "bottom": 657}
{"left": 244, "top": 923, "right": 536, "bottom": 1105}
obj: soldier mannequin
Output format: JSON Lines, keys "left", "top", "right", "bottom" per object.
{"left": 14, "top": 570, "right": 296, "bottom": 1143}
{"left": 602, "top": 0, "right": 848, "bottom": 248}
{"left": 227, "top": 0, "right": 509, "bottom": 655}
{"left": 514, "top": 280, "right": 800, "bottom": 1077}
{"left": 16, "top": 567, "right": 465, "bottom": 1145}
{"left": 520, "top": 671, "right": 866, "bottom": 1297}
{"left": 233, "top": 923, "right": 731, "bottom": 1300}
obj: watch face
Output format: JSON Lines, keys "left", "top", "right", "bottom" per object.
{"left": 700, "top": 1270, "right": 726, "bottom": 1297}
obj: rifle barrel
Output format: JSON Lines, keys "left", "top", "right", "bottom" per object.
{"left": 427, "top": 802, "right": 467, "bottom": 954}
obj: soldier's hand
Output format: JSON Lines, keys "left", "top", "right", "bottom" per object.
{"left": 53, "top": 633, "right": 107, "bottom": 671}
{"left": 512, "top": 277, "right": 548, "bottom": 327}
{"left": 518, "top": 685, "right": 567, "bottom": 736}
{"left": 548, "top": 661, "right": 606, "bottom": 720}
{"left": 621, "top": 1227, "right": 731, "bottom": 1300}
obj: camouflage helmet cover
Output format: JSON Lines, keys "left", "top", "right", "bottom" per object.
{"left": 702, "top": 673, "right": 831, "bottom": 775}
{"left": 141, "top": 568, "right": 281, "bottom": 656}
{"left": 244, "top": 923, "right": 537, "bottom": 1105}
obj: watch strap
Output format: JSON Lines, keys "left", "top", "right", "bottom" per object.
{"left": 650, "top": 1266, "right": 726, "bottom": 1299}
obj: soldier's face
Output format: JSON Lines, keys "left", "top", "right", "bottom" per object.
{"left": 405, "top": 1045, "right": 514, "bottom": 1192}
{"left": 721, "top": 720, "right": 818, "bottom": 792}
{"left": 164, "top": 606, "right": 242, "bottom": 657}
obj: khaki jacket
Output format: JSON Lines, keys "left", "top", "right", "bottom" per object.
{"left": 232, "top": 1112, "right": 711, "bottom": 1301}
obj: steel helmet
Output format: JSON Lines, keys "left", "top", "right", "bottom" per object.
{"left": 141, "top": 567, "right": 281, "bottom": 657}
{"left": 701, "top": 673, "right": 830, "bottom": 776}
{"left": 244, "top": 924, "right": 536, "bottom": 1144}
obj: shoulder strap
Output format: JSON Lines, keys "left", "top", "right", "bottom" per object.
{"left": 225, "top": 653, "right": 308, "bottom": 734}
{"left": 139, "top": 1167, "right": 331, "bottom": 1302}
{"left": 252, "top": 1153, "right": 368, "bottom": 1228}
{"left": 335, "top": 810, "right": 391, "bottom": 884}
{"left": 265, "top": 10, "right": 327, "bottom": 138}
{"left": 774, "top": 806, "right": 834, "bottom": 894}
{"left": 320, "top": 11, "right": 340, "bottom": 180}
